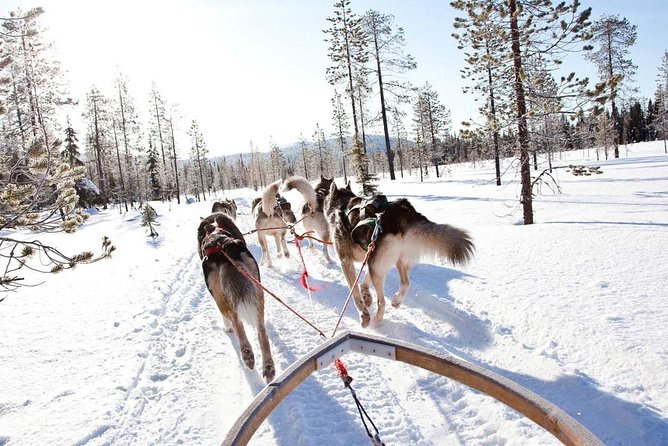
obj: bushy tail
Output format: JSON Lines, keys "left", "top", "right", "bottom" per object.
{"left": 407, "top": 220, "right": 474, "bottom": 265}
{"left": 261, "top": 180, "right": 282, "bottom": 216}
{"left": 281, "top": 176, "right": 317, "bottom": 210}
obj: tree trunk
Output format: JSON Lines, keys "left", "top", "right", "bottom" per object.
{"left": 509, "top": 0, "right": 534, "bottom": 225}
{"left": 169, "top": 118, "right": 181, "bottom": 204}
{"left": 372, "top": 32, "right": 395, "bottom": 180}
{"left": 485, "top": 45, "right": 501, "bottom": 186}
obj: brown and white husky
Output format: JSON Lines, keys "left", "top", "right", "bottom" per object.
{"left": 252, "top": 180, "right": 297, "bottom": 267}
{"left": 324, "top": 181, "right": 474, "bottom": 327}
{"left": 281, "top": 175, "right": 334, "bottom": 263}
{"left": 197, "top": 211, "right": 275, "bottom": 382}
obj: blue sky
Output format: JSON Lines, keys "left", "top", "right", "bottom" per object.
{"left": 2, "top": 0, "right": 666, "bottom": 156}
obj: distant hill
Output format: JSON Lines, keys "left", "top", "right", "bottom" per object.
{"left": 211, "top": 134, "right": 397, "bottom": 165}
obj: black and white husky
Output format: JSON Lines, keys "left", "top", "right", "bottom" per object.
{"left": 252, "top": 180, "right": 297, "bottom": 267}
{"left": 197, "top": 211, "right": 275, "bottom": 382}
{"left": 281, "top": 175, "right": 334, "bottom": 263}
{"left": 324, "top": 181, "right": 474, "bottom": 327}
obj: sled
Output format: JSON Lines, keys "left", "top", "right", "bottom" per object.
{"left": 222, "top": 331, "right": 604, "bottom": 446}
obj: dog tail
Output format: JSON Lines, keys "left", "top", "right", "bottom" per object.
{"left": 281, "top": 176, "right": 317, "bottom": 210}
{"left": 407, "top": 220, "right": 474, "bottom": 265}
{"left": 261, "top": 179, "right": 282, "bottom": 216}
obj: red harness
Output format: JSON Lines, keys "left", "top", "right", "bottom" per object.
{"left": 201, "top": 225, "right": 232, "bottom": 258}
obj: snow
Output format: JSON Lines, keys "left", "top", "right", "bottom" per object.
{"left": 1, "top": 141, "right": 667, "bottom": 445}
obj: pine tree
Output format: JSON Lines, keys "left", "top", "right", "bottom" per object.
{"left": 167, "top": 108, "right": 182, "bottom": 203}
{"left": 454, "top": 0, "right": 595, "bottom": 224}
{"left": 141, "top": 203, "right": 159, "bottom": 237}
{"left": 83, "top": 86, "right": 112, "bottom": 204}
{"left": 585, "top": 15, "right": 638, "bottom": 158}
{"left": 331, "top": 90, "right": 349, "bottom": 182}
{"left": 146, "top": 139, "right": 161, "bottom": 200}
{"left": 114, "top": 73, "right": 142, "bottom": 207}
{"left": 0, "top": 8, "right": 114, "bottom": 291}
{"left": 413, "top": 83, "right": 451, "bottom": 178}
{"left": 452, "top": 1, "right": 510, "bottom": 186}
{"left": 62, "top": 119, "right": 81, "bottom": 167}
{"left": 654, "top": 50, "right": 668, "bottom": 154}
{"left": 297, "top": 133, "right": 311, "bottom": 179}
{"left": 188, "top": 120, "right": 208, "bottom": 201}
{"left": 324, "top": 0, "right": 374, "bottom": 191}
{"left": 363, "top": 9, "right": 416, "bottom": 180}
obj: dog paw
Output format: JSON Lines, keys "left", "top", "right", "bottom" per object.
{"left": 360, "top": 312, "right": 371, "bottom": 328}
{"left": 263, "top": 363, "right": 276, "bottom": 383}
{"left": 373, "top": 307, "right": 385, "bottom": 322}
{"left": 283, "top": 251, "right": 290, "bottom": 258}
{"left": 361, "top": 288, "right": 373, "bottom": 308}
{"left": 391, "top": 297, "right": 403, "bottom": 309}
{"left": 241, "top": 348, "right": 255, "bottom": 370}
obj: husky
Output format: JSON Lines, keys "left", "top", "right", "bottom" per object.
{"left": 197, "top": 211, "right": 275, "bottom": 382}
{"left": 211, "top": 199, "right": 237, "bottom": 220}
{"left": 324, "top": 181, "right": 474, "bottom": 327}
{"left": 252, "top": 180, "right": 297, "bottom": 267}
{"left": 281, "top": 175, "right": 334, "bottom": 262}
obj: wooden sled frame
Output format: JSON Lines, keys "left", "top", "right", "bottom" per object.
{"left": 222, "top": 331, "right": 603, "bottom": 446}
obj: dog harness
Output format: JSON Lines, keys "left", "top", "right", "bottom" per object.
{"left": 348, "top": 195, "right": 388, "bottom": 249}
{"left": 201, "top": 228, "right": 233, "bottom": 258}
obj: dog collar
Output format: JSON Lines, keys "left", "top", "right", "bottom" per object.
{"left": 203, "top": 244, "right": 223, "bottom": 257}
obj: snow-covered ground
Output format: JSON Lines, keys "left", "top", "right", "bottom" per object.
{"left": 1, "top": 141, "right": 667, "bottom": 445}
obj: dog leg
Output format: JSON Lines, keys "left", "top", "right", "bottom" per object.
{"left": 258, "top": 233, "right": 272, "bottom": 267}
{"left": 391, "top": 261, "right": 411, "bottom": 308}
{"left": 341, "top": 259, "right": 370, "bottom": 327}
{"left": 322, "top": 243, "right": 334, "bottom": 263}
{"left": 230, "top": 315, "right": 255, "bottom": 370}
{"left": 360, "top": 273, "right": 373, "bottom": 308}
{"left": 369, "top": 268, "right": 388, "bottom": 323}
{"left": 279, "top": 234, "right": 290, "bottom": 259}
{"left": 222, "top": 316, "right": 234, "bottom": 333}
{"left": 255, "top": 300, "right": 276, "bottom": 383}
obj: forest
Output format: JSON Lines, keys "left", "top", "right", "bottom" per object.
{"left": 1, "top": 1, "right": 668, "bottom": 288}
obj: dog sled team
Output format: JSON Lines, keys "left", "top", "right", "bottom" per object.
{"left": 198, "top": 176, "right": 474, "bottom": 382}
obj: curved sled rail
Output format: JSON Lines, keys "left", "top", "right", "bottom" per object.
{"left": 222, "top": 331, "right": 603, "bottom": 446}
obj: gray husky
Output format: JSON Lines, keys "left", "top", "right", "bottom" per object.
{"left": 324, "top": 181, "right": 474, "bottom": 327}
{"left": 197, "top": 211, "right": 275, "bottom": 382}
{"left": 281, "top": 175, "right": 334, "bottom": 262}
{"left": 252, "top": 180, "right": 297, "bottom": 267}
{"left": 211, "top": 198, "right": 237, "bottom": 220}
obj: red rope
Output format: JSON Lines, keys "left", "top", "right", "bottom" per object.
{"left": 293, "top": 233, "right": 319, "bottom": 291}
{"left": 215, "top": 249, "right": 326, "bottom": 339}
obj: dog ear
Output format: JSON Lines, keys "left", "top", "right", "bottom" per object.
{"left": 345, "top": 180, "right": 352, "bottom": 191}
{"left": 329, "top": 181, "right": 338, "bottom": 194}
{"left": 200, "top": 216, "right": 205, "bottom": 221}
